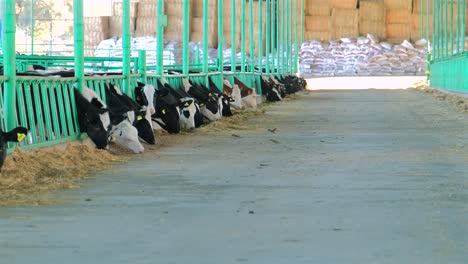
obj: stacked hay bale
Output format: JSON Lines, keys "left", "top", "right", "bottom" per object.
{"left": 384, "top": 0, "right": 412, "bottom": 43}
{"left": 223, "top": 0, "right": 242, "bottom": 51}
{"left": 109, "top": 1, "right": 138, "bottom": 37}
{"left": 304, "top": 0, "right": 331, "bottom": 41}
{"left": 190, "top": 0, "right": 218, "bottom": 48}
{"left": 135, "top": 0, "right": 158, "bottom": 37}
{"left": 359, "top": 0, "right": 386, "bottom": 40}
{"left": 84, "top": 17, "right": 110, "bottom": 56}
{"left": 164, "top": 0, "right": 188, "bottom": 42}
{"left": 245, "top": 0, "right": 266, "bottom": 56}
{"left": 330, "top": 0, "right": 358, "bottom": 39}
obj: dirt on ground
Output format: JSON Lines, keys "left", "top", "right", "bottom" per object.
{"left": 0, "top": 99, "right": 284, "bottom": 207}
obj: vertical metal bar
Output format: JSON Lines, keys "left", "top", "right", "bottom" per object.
{"left": 2, "top": 0, "right": 18, "bottom": 131}
{"left": 122, "top": 0, "right": 131, "bottom": 95}
{"left": 241, "top": 0, "right": 246, "bottom": 72}
{"left": 183, "top": 0, "right": 190, "bottom": 75}
{"left": 457, "top": 0, "right": 461, "bottom": 54}
{"left": 203, "top": 0, "right": 209, "bottom": 73}
{"left": 444, "top": 0, "right": 447, "bottom": 58}
{"left": 271, "top": 0, "right": 276, "bottom": 73}
{"left": 231, "top": 0, "right": 237, "bottom": 71}
{"left": 432, "top": 0, "right": 436, "bottom": 58}
{"left": 30, "top": 0, "right": 34, "bottom": 54}
{"left": 289, "top": 0, "right": 293, "bottom": 73}
{"left": 462, "top": 0, "right": 466, "bottom": 53}
{"left": 265, "top": 0, "right": 270, "bottom": 74}
{"left": 138, "top": 50, "right": 147, "bottom": 83}
{"left": 277, "top": 0, "right": 281, "bottom": 74}
{"left": 450, "top": 0, "right": 453, "bottom": 56}
{"left": 258, "top": 0, "right": 263, "bottom": 73}
{"left": 157, "top": 0, "right": 165, "bottom": 75}
{"left": 74, "top": 0, "right": 84, "bottom": 92}
{"left": 249, "top": 0, "right": 254, "bottom": 73}
{"left": 282, "top": 0, "right": 286, "bottom": 73}
{"left": 218, "top": 0, "right": 224, "bottom": 72}
{"left": 294, "top": 0, "right": 299, "bottom": 73}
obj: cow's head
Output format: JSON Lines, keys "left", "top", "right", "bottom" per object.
{"left": 0, "top": 126, "right": 28, "bottom": 170}
{"left": 199, "top": 92, "right": 221, "bottom": 121}
{"left": 153, "top": 88, "right": 181, "bottom": 134}
{"left": 74, "top": 88, "right": 111, "bottom": 149}
{"left": 110, "top": 120, "right": 144, "bottom": 154}
{"left": 178, "top": 97, "right": 197, "bottom": 130}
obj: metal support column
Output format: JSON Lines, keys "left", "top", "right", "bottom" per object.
{"left": 2, "top": 0, "right": 18, "bottom": 130}
{"left": 258, "top": 0, "right": 263, "bottom": 73}
{"left": 265, "top": 0, "right": 270, "bottom": 74}
{"left": 183, "top": 0, "right": 190, "bottom": 75}
{"left": 241, "top": 0, "right": 246, "bottom": 72}
{"left": 122, "top": 0, "right": 131, "bottom": 95}
{"left": 157, "top": 0, "right": 165, "bottom": 75}
{"left": 231, "top": 0, "right": 237, "bottom": 71}
{"left": 218, "top": 0, "right": 224, "bottom": 73}
{"left": 74, "top": 0, "right": 84, "bottom": 92}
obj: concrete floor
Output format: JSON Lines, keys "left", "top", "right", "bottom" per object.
{"left": 1, "top": 88, "right": 468, "bottom": 264}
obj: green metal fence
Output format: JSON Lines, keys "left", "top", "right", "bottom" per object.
{"left": 1, "top": 0, "right": 303, "bottom": 152}
{"left": 423, "top": 0, "right": 467, "bottom": 91}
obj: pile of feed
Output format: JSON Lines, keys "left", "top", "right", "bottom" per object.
{"left": 0, "top": 144, "right": 123, "bottom": 206}
{"left": 300, "top": 34, "right": 427, "bottom": 77}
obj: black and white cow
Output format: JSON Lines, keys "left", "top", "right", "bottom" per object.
{"left": 0, "top": 126, "right": 28, "bottom": 171}
{"left": 77, "top": 87, "right": 144, "bottom": 153}
{"left": 105, "top": 83, "right": 155, "bottom": 145}
{"left": 208, "top": 77, "right": 234, "bottom": 117}
{"left": 168, "top": 82, "right": 200, "bottom": 130}
{"left": 74, "top": 88, "right": 112, "bottom": 149}
{"left": 152, "top": 79, "right": 181, "bottom": 134}
{"left": 261, "top": 75, "right": 283, "bottom": 102}
{"left": 185, "top": 80, "right": 222, "bottom": 121}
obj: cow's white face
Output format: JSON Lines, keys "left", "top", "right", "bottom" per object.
{"left": 111, "top": 120, "right": 144, "bottom": 154}
{"left": 217, "top": 96, "right": 224, "bottom": 116}
{"left": 200, "top": 105, "right": 221, "bottom": 121}
{"left": 179, "top": 98, "right": 196, "bottom": 130}
{"left": 182, "top": 79, "right": 192, "bottom": 92}
{"left": 143, "top": 85, "right": 156, "bottom": 115}
{"left": 230, "top": 84, "right": 242, "bottom": 109}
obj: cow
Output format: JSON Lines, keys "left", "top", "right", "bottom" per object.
{"left": 105, "top": 83, "right": 155, "bottom": 145}
{"left": 185, "top": 80, "right": 222, "bottom": 121}
{"left": 208, "top": 77, "right": 233, "bottom": 117}
{"left": 223, "top": 79, "right": 243, "bottom": 109}
{"left": 233, "top": 77, "right": 258, "bottom": 109}
{"left": 168, "top": 82, "right": 200, "bottom": 130}
{"left": 261, "top": 75, "right": 283, "bottom": 102}
{"left": 77, "top": 87, "right": 144, "bottom": 154}
{"left": 134, "top": 82, "right": 156, "bottom": 131}
{"left": 74, "top": 88, "right": 112, "bottom": 149}
{"left": 0, "top": 126, "right": 28, "bottom": 171}
{"left": 152, "top": 79, "right": 181, "bottom": 134}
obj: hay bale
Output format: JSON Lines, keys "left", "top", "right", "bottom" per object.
{"left": 304, "top": 31, "right": 332, "bottom": 41}
{"left": 384, "top": 0, "right": 412, "bottom": 10}
{"left": 386, "top": 8, "right": 411, "bottom": 24}
{"left": 305, "top": 15, "right": 331, "bottom": 32}
{"left": 330, "top": 0, "right": 357, "bottom": 9}
{"left": 359, "top": 0, "right": 385, "bottom": 22}
{"left": 331, "top": 8, "right": 359, "bottom": 39}
{"left": 305, "top": 0, "right": 331, "bottom": 16}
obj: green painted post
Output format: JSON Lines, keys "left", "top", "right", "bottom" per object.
{"left": 456, "top": 0, "right": 460, "bottom": 53}
{"left": 289, "top": 0, "right": 293, "bottom": 73}
{"left": 277, "top": 0, "right": 281, "bottom": 74}
{"left": 444, "top": 0, "right": 447, "bottom": 58}
{"left": 138, "top": 50, "right": 147, "bottom": 83}
{"left": 461, "top": 0, "right": 466, "bottom": 52}
{"left": 183, "top": 0, "right": 190, "bottom": 75}
{"left": 74, "top": 0, "right": 84, "bottom": 92}
{"left": 202, "top": 0, "right": 209, "bottom": 86}
{"left": 231, "top": 0, "right": 237, "bottom": 72}
{"left": 203, "top": 0, "right": 209, "bottom": 74}
{"left": 2, "top": 0, "right": 18, "bottom": 130}
{"left": 122, "top": 0, "right": 131, "bottom": 95}
{"left": 265, "top": 0, "right": 270, "bottom": 74}
{"left": 157, "top": 0, "right": 166, "bottom": 75}
{"left": 432, "top": 0, "right": 436, "bottom": 59}
{"left": 271, "top": 0, "right": 276, "bottom": 73}
{"left": 241, "top": 0, "right": 246, "bottom": 72}
{"left": 249, "top": 0, "right": 255, "bottom": 73}
{"left": 218, "top": 0, "right": 224, "bottom": 72}
{"left": 450, "top": 0, "right": 453, "bottom": 56}
{"left": 294, "top": 0, "right": 299, "bottom": 73}
{"left": 258, "top": 0, "right": 263, "bottom": 74}
{"left": 30, "top": 0, "right": 34, "bottom": 54}
{"left": 282, "top": 0, "right": 286, "bottom": 73}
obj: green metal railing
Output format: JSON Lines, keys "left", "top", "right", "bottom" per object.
{"left": 425, "top": 0, "right": 467, "bottom": 91}
{"left": 1, "top": 0, "right": 301, "bottom": 152}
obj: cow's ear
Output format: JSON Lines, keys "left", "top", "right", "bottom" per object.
{"left": 199, "top": 102, "right": 206, "bottom": 107}
{"left": 3, "top": 127, "right": 28, "bottom": 142}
